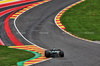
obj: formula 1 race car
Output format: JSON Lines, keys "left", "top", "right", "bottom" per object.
{"left": 45, "top": 48, "right": 64, "bottom": 58}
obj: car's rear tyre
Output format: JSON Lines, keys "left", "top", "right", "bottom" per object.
{"left": 45, "top": 51, "right": 50, "bottom": 58}
{"left": 59, "top": 51, "right": 64, "bottom": 57}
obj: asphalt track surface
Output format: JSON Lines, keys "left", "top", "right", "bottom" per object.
{"left": 0, "top": 0, "right": 43, "bottom": 12}
{"left": 0, "top": 0, "right": 43, "bottom": 46}
{"left": 2, "top": 0, "right": 100, "bottom": 66}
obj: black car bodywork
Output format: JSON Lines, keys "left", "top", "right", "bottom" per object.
{"left": 45, "top": 48, "right": 64, "bottom": 58}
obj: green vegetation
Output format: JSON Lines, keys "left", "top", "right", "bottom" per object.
{"left": 60, "top": 0, "right": 100, "bottom": 40}
{"left": 0, "top": 45, "right": 34, "bottom": 66}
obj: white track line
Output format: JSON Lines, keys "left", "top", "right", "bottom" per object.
{"left": 14, "top": 0, "right": 98, "bottom": 65}
{"left": 14, "top": 0, "right": 52, "bottom": 50}
{"left": 54, "top": 0, "right": 100, "bottom": 45}
{"left": 14, "top": 1, "right": 52, "bottom": 65}
{"left": 29, "top": 58, "right": 52, "bottom": 66}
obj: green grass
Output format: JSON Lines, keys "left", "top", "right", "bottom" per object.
{"left": 0, "top": 45, "right": 34, "bottom": 66}
{"left": 60, "top": 0, "right": 100, "bottom": 41}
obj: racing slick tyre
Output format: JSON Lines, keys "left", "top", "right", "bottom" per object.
{"left": 45, "top": 51, "right": 50, "bottom": 58}
{"left": 59, "top": 51, "right": 64, "bottom": 57}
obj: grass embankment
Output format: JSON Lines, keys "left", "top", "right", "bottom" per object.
{"left": 60, "top": 0, "right": 100, "bottom": 40}
{"left": 0, "top": 45, "right": 34, "bottom": 66}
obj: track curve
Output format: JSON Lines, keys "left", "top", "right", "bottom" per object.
{"left": 11, "top": 0, "right": 100, "bottom": 66}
